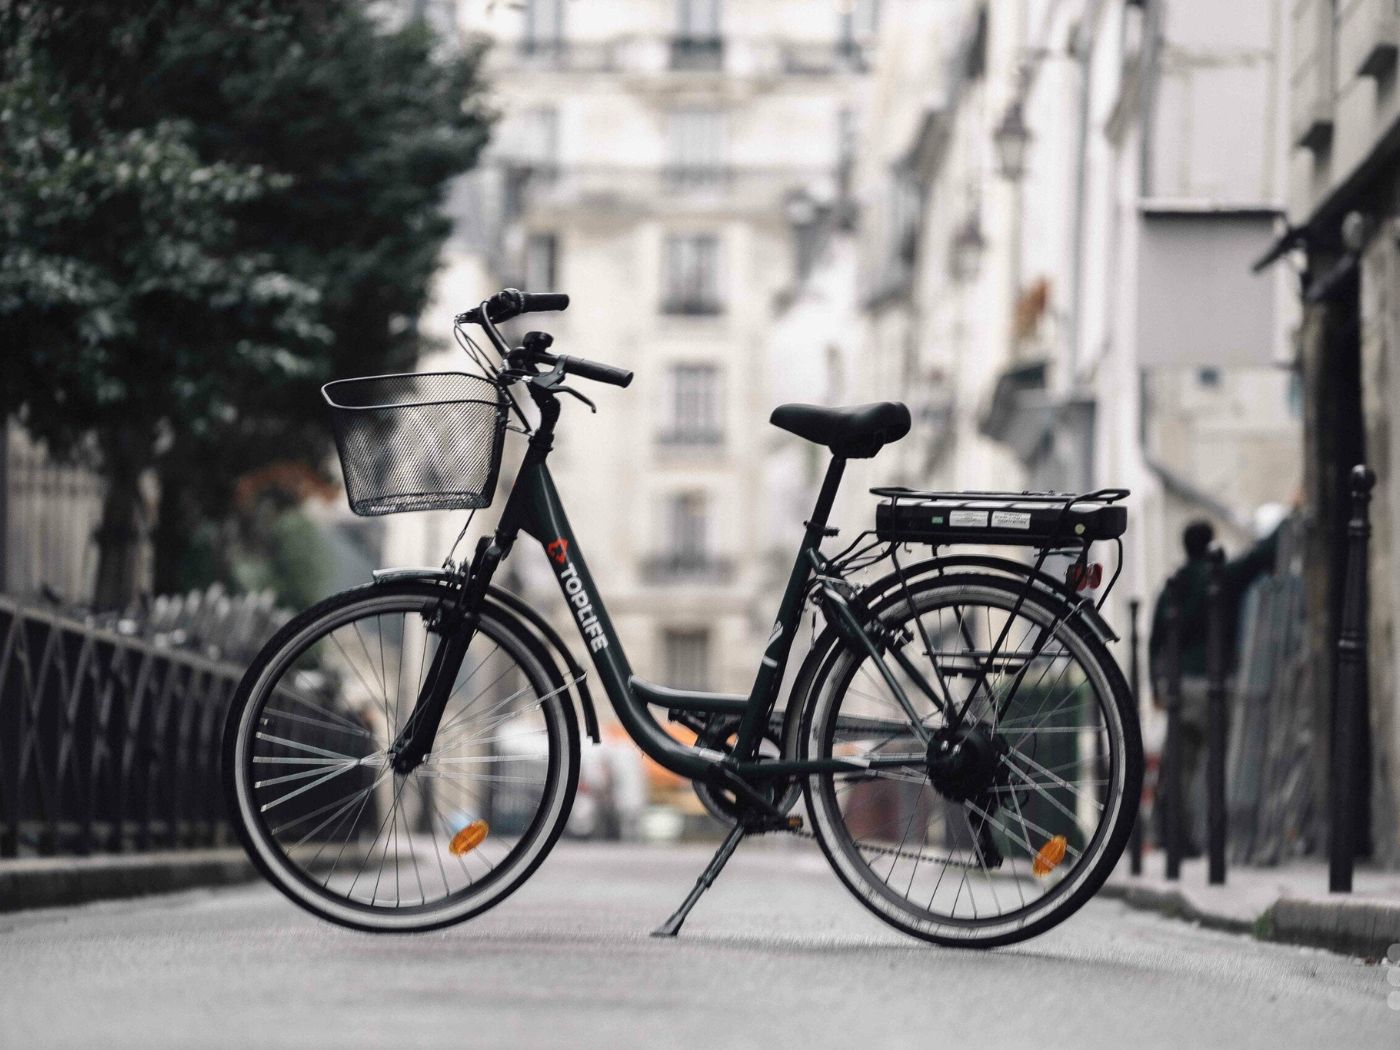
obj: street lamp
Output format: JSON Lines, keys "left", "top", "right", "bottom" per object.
{"left": 993, "top": 100, "right": 1031, "bottom": 181}
{"left": 950, "top": 213, "right": 986, "bottom": 283}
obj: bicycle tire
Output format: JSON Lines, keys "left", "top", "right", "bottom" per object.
{"left": 798, "top": 573, "right": 1142, "bottom": 948}
{"left": 222, "top": 580, "right": 578, "bottom": 933}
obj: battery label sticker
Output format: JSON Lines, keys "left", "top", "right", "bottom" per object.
{"left": 992, "top": 510, "right": 1032, "bottom": 530}
{"left": 948, "top": 510, "right": 989, "bottom": 528}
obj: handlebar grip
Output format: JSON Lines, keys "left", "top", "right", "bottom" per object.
{"left": 520, "top": 292, "right": 569, "bottom": 314}
{"left": 559, "top": 355, "right": 633, "bottom": 388}
{"left": 455, "top": 289, "right": 569, "bottom": 326}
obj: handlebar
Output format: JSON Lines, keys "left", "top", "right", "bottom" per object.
{"left": 455, "top": 288, "right": 569, "bottom": 326}
{"left": 457, "top": 289, "right": 633, "bottom": 391}
{"left": 557, "top": 355, "right": 633, "bottom": 388}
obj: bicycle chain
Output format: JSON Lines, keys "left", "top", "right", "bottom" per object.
{"left": 774, "top": 825, "right": 985, "bottom": 871}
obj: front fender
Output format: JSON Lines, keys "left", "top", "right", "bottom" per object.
{"left": 372, "top": 567, "right": 601, "bottom": 743}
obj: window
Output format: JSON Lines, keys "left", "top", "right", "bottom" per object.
{"left": 663, "top": 629, "right": 710, "bottom": 691}
{"left": 669, "top": 492, "right": 709, "bottom": 563}
{"left": 643, "top": 491, "right": 732, "bottom": 584}
{"left": 677, "top": 0, "right": 721, "bottom": 37}
{"left": 666, "top": 108, "right": 726, "bottom": 187}
{"left": 661, "top": 364, "right": 722, "bottom": 445}
{"left": 672, "top": 0, "right": 723, "bottom": 69}
{"left": 523, "top": 0, "right": 564, "bottom": 51}
{"left": 839, "top": 0, "right": 880, "bottom": 42}
{"left": 662, "top": 234, "right": 723, "bottom": 315}
{"left": 524, "top": 233, "right": 558, "bottom": 290}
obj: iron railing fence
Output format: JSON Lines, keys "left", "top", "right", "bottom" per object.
{"left": 0, "top": 590, "right": 288, "bottom": 858}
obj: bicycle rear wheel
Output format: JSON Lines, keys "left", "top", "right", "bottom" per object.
{"left": 798, "top": 573, "right": 1141, "bottom": 948}
{"left": 223, "top": 580, "right": 578, "bottom": 932}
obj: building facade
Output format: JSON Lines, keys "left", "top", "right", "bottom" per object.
{"left": 1279, "top": 0, "right": 1400, "bottom": 865}
{"left": 855, "top": 0, "right": 1302, "bottom": 747}
{"left": 393, "top": 0, "right": 874, "bottom": 695}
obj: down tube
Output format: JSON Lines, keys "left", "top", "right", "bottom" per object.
{"left": 513, "top": 463, "right": 715, "bottom": 779}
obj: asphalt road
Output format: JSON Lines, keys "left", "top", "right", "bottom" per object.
{"left": 0, "top": 840, "right": 1394, "bottom": 1050}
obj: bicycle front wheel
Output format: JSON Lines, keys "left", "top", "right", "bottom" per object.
{"left": 223, "top": 580, "right": 578, "bottom": 932}
{"left": 798, "top": 573, "right": 1141, "bottom": 948}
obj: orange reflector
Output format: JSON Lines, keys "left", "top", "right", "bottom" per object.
{"left": 1032, "top": 835, "right": 1067, "bottom": 877}
{"left": 449, "top": 819, "right": 489, "bottom": 856}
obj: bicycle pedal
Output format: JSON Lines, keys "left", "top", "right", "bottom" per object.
{"left": 786, "top": 815, "right": 804, "bottom": 831}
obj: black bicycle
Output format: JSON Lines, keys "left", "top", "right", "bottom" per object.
{"left": 223, "top": 288, "right": 1142, "bottom": 948}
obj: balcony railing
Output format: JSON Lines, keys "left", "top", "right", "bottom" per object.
{"left": 486, "top": 34, "right": 873, "bottom": 81}
{"left": 660, "top": 297, "right": 724, "bottom": 317}
{"left": 640, "top": 554, "right": 735, "bottom": 585}
{"left": 507, "top": 164, "right": 832, "bottom": 216}
{"left": 513, "top": 39, "right": 619, "bottom": 72}
{"left": 781, "top": 40, "right": 871, "bottom": 75}
{"left": 656, "top": 428, "right": 724, "bottom": 448}
{"left": 669, "top": 36, "right": 725, "bottom": 71}
{"left": 661, "top": 166, "right": 732, "bottom": 192}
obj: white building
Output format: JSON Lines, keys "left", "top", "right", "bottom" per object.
{"left": 856, "top": 0, "right": 1301, "bottom": 689}
{"left": 391, "top": 0, "right": 875, "bottom": 696}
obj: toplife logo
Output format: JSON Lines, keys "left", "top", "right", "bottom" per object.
{"left": 550, "top": 538, "right": 609, "bottom": 653}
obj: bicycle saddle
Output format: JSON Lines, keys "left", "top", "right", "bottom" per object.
{"left": 770, "top": 401, "right": 911, "bottom": 459}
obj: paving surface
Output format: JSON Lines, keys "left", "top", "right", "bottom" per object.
{"left": 1, "top": 840, "right": 1396, "bottom": 1050}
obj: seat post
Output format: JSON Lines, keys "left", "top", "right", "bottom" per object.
{"left": 803, "top": 456, "right": 847, "bottom": 544}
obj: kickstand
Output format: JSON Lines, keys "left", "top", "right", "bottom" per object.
{"left": 650, "top": 821, "right": 747, "bottom": 938}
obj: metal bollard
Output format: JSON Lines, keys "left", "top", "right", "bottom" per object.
{"left": 1205, "top": 544, "right": 1228, "bottom": 885}
{"left": 1128, "top": 597, "right": 1144, "bottom": 875}
{"left": 1162, "top": 573, "right": 1184, "bottom": 881}
{"left": 1330, "top": 464, "right": 1375, "bottom": 894}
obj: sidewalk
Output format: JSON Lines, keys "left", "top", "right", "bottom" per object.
{"left": 1105, "top": 851, "right": 1400, "bottom": 958}
{"left": 0, "top": 849, "right": 254, "bottom": 913}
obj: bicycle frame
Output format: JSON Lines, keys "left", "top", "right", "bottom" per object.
{"left": 389, "top": 384, "right": 924, "bottom": 811}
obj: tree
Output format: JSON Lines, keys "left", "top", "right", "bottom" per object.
{"left": 0, "top": 0, "right": 491, "bottom": 607}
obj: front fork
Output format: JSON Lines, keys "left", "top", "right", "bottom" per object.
{"left": 389, "top": 535, "right": 505, "bottom": 774}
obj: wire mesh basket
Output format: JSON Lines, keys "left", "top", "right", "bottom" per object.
{"left": 322, "top": 372, "right": 508, "bottom": 517}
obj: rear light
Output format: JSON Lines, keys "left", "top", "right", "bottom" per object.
{"left": 1065, "top": 563, "right": 1103, "bottom": 592}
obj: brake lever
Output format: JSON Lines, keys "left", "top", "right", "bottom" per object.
{"left": 525, "top": 361, "right": 597, "bottom": 412}
{"left": 554, "top": 384, "right": 597, "bottom": 413}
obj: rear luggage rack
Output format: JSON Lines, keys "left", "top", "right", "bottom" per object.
{"left": 871, "top": 486, "right": 1129, "bottom": 548}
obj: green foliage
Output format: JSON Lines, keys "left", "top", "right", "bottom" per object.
{"left": 231, "top": 510, "right": 331, "bottom": 611}
{"left": 0, "top": 0, "right": 492, "bottom": 603}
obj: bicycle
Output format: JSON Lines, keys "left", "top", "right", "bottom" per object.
{"left": 222, "top": 288, "right": 1143, "bottom": 948}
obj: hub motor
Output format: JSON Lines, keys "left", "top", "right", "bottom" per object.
{"left": 926, "top": 724, "right": 1007, "bottom": 802}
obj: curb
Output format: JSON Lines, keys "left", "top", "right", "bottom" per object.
{"left": 1265, "top": 896, "right": 1400, "bottom": 959}
{"left": 0, "top": 849, "right": 256, "bottom": 913}
{"left": 1099, "top": 881, "right": 1257, "bottom": 937}
{"left": 1102, "top": 880, "right": 1400, "bottom": 958}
